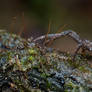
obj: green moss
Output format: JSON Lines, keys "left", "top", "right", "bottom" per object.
{"left": 0, "top": 32, "right": 92, "bottom": 92}
{"left": 29, "top": 48, "right": 37, "bottom": 55}
{"left": 28, "top": 56, "right": 35, "bottom": 61}
{"left": 78, "top": 66, "right": 88, "bottom": 72}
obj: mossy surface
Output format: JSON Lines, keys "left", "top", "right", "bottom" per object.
{"left": 0, "top": 32, "right": 92, "bottom": 92}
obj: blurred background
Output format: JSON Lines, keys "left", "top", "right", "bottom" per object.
{"left": 0, "top": 0, "right": 92, "bottom": 53}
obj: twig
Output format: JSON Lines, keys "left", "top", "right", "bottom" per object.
{"left": 43, "top": 20, "right": 51, "bottom": 45}
{"left": 18, "top": 12, "right": 26, "bottom": 36}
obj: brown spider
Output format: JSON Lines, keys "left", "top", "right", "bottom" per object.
{"left": 33, "top": 30, "right": 92, "bottom": 59}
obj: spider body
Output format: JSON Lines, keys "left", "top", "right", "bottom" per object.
{"left": 33, "top": 30, "right": 92, "bottom": 59}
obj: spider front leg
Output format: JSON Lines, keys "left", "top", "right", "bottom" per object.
{"left": 33, "top": 30, "right": 81, "bottom": 45}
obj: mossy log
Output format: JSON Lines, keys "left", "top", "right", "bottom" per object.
{"left": 0, "top": 32, "right": 92, "bottom": 92}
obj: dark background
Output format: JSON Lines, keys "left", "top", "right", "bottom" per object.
{"left": 0, "top": 0, "right": 92, "bottom": 53}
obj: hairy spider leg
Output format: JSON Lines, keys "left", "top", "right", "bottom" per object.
{"left": 73, "top": 44, "right": 83, "bottom": 60}
{"left": 33, "top": 30, "right": 81, "bottom": 45}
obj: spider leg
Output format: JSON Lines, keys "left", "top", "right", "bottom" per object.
{"left": 73, "top": 44, "right": 83, "bottom": 61}
{"left": 33, "top": 30, "right": 81, "bottom": 45}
